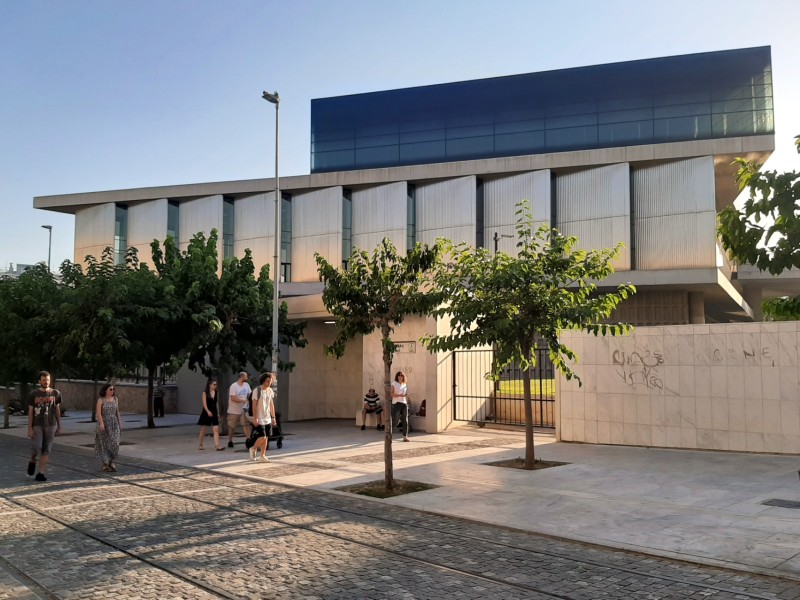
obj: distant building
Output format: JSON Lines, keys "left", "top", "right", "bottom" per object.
{"left": 0, "top": 263, "right": 36, "bottom": 278}
{"left": 34, "top": 47, "right": 795, "bottom": 429}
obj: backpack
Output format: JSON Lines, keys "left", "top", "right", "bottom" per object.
{"left": 247, "top": 386, "right": 260, "bottom": 417}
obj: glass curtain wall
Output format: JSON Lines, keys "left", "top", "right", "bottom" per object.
{"left": 114, "top": 204, "right": 128, "bottom": 265}
{"left": 311, "top": 47, "right": 773, "bottom": 173}
{"left": 222, "top": 197, "right": 234, "bottom": 260}
{"left": 281, "top": 193, "right": 292, "bottom": 282}
{"left": 167, "top": 200, "right": 180, "bottom": 242}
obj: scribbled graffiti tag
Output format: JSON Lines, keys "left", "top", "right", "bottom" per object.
{"left": 612, "top": 350, "right": 664, "bottom": 390}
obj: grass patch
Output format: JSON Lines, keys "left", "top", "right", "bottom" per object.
{"left": 485, "top": 457, "right": 569, "bottom": 471}
{"left": 336, "top": 479, "right": 438, "bottom": 499}
{"left": 496, "top": 379, "right": 556, "bottom": 396}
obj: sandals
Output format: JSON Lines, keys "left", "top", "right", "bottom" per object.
{"left": 215, "top": 446, "right": 225, "bottom": 451}
{"left": 198, "top": 446, "right": 205, "bottom": 451}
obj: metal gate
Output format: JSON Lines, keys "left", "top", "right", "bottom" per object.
{"left": 452, "top": 348, "right": 555, "bottom": 428}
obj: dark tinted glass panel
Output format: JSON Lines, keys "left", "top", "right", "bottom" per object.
{"left": 495, "top": 131, "right": 545, "bottom": 154}
{"left": 446, "top": 135, "right": 494, "bottom": 158}
{"left": 400, "top": 141, "right": 446, "bottom": 163}
{"left": 653, "top": 102, "right": 710, "bottom": 119}
{"left": 599, "top": 121, "right": 654, "bottom": 145}
{"left": 355, "top": 133, "right": 399, "bottom": 149}
{"left": 653, "top": 115, "right": 711, "bottom": 139}
{"left": 545, "top": 113, "right": 597, "bottom": 129}
{"left": 314, "top": 149, "right": 355, "bottom": 171}
{"left": 313, "top": 138, "right": 354, "bottom": 152}
{"left": 400, "top": 129, "right": 445, "bottom": 143}
{"left": 311, "top": 47, "right": 773, "bottom": 172}
{"left": 356, "top": 145, "right": 399, "bottom": 167}
{"left": 495, "top": 119, "right": 544, "bottom": 135}
{"left": 598, "top": 108, "right": 653, "bottom": 124}
{"left": 545, "top": 126, "right": 598, "bottom": 150}
{"left": 447, "top": 123, "right": 494, "bottom": 139}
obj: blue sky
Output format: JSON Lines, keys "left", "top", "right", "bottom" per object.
{"left": 1, "top": 0, "right": 798, "bottom": 270}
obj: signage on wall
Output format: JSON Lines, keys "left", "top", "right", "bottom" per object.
{"left": 394, "top": 341, "right": 416, "bottom": 353}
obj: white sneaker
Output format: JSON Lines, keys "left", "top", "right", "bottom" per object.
{"left": 249, "top": 447, "right": 256, "bottom": 460}
{"left": 259, "top": 456, "right": 270, "bottom": 463}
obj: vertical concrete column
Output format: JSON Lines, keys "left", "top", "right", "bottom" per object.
{"left": 743, "top": 288, "right": 763, "bottom": 321}
{"left": 688, "top": 292, "right": 705, "bottom": 324}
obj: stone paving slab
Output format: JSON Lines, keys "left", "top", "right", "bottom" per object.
{"left": 4, "top": 435, "right": 800, "bottom": 599}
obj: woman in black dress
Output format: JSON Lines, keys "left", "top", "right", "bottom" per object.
{"left": 198, "top": 378, "right": 223, "bottom": 451}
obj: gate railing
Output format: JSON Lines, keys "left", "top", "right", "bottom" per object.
{"left": 452, "top": 348, "right": 555, "bottom": 428}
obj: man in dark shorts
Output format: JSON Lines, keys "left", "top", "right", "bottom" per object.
{"left": 27, "top": 371, "right": 62, "bottom": 482}
{"left": 361, "top": 388, "right": 384, "bottom": 431}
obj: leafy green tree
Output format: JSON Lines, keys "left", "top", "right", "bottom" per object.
{"left": 717, "top": 136, "right": 800, "bottom": 319}
{"left": 0, "top": 265, "right": 67, "bottom": 428}
{"left": 422, "top": 201, "right": 635, "bottom": 469}
{"left": 59, "top": 249, "right": 139, "bottom": 390}
{"left": 316, "top": 239, "right": 442, "bottom": 491}
{"left": 151, "top": 231, "right": 306, "bottom": 379}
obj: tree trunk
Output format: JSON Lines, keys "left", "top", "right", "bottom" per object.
{"left": 91, "top": 379, "right": 98, "bottom": 422}
{"left": 146, "top": 367, "right": 155, "bottom": 428}
{"left": 522, "top": 342, "right": 536, "bottom": 469}
{"left": 382, "top": 329, "right": 395, "bottom": 492}
{"left": 2, "top": 381, "right": 10, "bottom": 429}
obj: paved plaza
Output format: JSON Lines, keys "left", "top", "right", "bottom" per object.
{"left": 1, "top": 412, "right": 800, "bottom": 598}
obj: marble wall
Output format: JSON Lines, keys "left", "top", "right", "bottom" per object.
{"left": 557, "top": 322, "right": 800, "bottom": 454}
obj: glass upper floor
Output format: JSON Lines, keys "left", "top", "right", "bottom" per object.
{"left": 311, "top": 47, "right": 773, "bottom": 173}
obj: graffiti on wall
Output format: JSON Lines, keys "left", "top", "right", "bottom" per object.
{"left": 612, "top": 350, "right": 665, "bottom": 390}
{"left": 610, "top": 340, "right": 775, "bottom": 393}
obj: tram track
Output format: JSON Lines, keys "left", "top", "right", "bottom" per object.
{"left": 0, "top": 442, "right": 794, "bottom": 600}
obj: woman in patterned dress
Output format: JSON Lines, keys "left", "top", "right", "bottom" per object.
{"left": 95, "top": 383, "right": 122, "bottom": 471}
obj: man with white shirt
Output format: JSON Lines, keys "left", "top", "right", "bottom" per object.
{"left": 227, "top": 371, "right": 251, "bottom": 448}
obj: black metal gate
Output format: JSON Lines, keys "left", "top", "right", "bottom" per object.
{"left": 451, "top": 348, "right": 555, "bottom": 428}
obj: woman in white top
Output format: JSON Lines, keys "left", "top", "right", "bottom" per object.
{"left": 390, "top": 371, "right": 410, "bottom": 442}
{"left": 249, "top": 372, "right": 276, "bottom": 462}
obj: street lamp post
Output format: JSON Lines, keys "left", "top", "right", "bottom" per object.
{"left": 41, "top": 225, "right": 53, "bottom": 271}
{"left": 262, "top": 90, "right": 281, "bottom": 378}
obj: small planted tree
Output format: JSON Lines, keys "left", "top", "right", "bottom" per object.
{"left": 316, "top": 239, "right": 442, "bottom": 492}
{"left": 717, "top": 135, "right": 800, "bottom": 319}
{"left": 423, "top": 201, "right": 635, "bottom": 469}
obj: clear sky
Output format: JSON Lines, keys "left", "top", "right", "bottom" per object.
{"left": 1, "top": 0, "right": 798, "bottom": 270}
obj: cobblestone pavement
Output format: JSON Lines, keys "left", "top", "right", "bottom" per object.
{"left": 2, "top": 438, "right": 800, "bottom": 600}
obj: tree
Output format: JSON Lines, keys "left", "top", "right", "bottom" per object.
{"left": 59, "top": 248, "right": 143, "bottom": 418}
{"left": 151, "top": 230, "right": 307, "bottom": 378}
{"left": 422, "top": 201, "right": 635, "bottom": 469}
{"left": 717, "top": 136, "right": 800, "bottom": 319}
{"left": 0, "top": 265, "right": 68, "bottom": 428}
{"left": 316, "top": 239, "right": 442, "bottom": 492}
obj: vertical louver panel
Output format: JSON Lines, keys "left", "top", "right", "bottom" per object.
{"left": 416, "top": 176, "right": 476, "bottom": 245}
{"left": 352, "top": 182, "right": 407, "bottom": 253}
{"left": 555, "top": 164, "right": 630, "bottom": 269}
{"left": 633, "top": 157, "right": 716, "bottom": 269}
{"left": 484, "top": 171, "right": 550, "bottom": 255}
{"left": 292, "top": 187, "right": 343, "bottom": 282}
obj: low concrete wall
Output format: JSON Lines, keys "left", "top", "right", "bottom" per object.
{"left": 557, "top": 322, "right": 800, "bottom": 454}
{"left": 3, "top": 381, "right": 178, "bottom": 414}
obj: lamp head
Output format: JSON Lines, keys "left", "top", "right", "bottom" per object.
{"left": 262, "top": 90, "right": 280, "bottom": 105}
{"left": 41, "top": 225, "right": 52, "bottom": 231}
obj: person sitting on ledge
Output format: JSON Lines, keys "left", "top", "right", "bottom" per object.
{"left": 361, "top": 388, "right": 384, "bottom": 431}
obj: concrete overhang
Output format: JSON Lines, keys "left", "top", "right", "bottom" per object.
{"left": 735, "top": 265, "right": 800, "bottom": 298}
{"left": 598, "top": 267, "right": 754, "bottom": 322}
{"left": 34, "top": 135, "right": 774, "bottom": 215}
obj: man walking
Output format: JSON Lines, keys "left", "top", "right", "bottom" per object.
{"left": 27, "top": 371, "right": 62, "bottom": 482}
{"left": 227, "top": 371, "right": 251, "bottom": 448}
